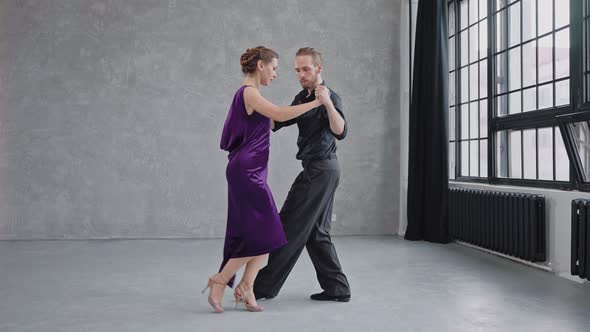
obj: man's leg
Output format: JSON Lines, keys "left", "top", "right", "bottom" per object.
{"left": 254, "top": 170, "right": 319, "bottom": 298}
{"left": 305, "top": 159, "right": 351, "bottom": 299}
{"left": 306, "top": 201, "right": 351, "bottom": 298}
{"left": 254, "top": 158, "right": 348, "bottom": 298}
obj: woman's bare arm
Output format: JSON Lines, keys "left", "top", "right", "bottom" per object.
{"left": 243, "top": 86, "right": 321, "bottom": 122}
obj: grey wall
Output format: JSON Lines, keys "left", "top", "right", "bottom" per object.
{"left": 0, "top": 0, "right": 401, "bottom": 239}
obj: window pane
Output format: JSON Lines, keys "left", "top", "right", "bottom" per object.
{"left": 497, "top": 93, "right": 508, "bottom": 116}
{"left": 538, "top": 0, "right": 553, "bottom": 36}
{"left": 523, "top": 129, "right": 537, "bottom": 179}
{"left": 509, "top": 91, "right": 521, "bottom": 114}
{"left": 555, "top": 79, "right": 570, "bottom": 106}
{"left": 450, "top": 142, "right": 456, "bottom": 180}
{"left": 470, "top": 64, "right": 478, "bottom": 101}
{"left": 450, "top": 72, "right": 456, "bottom": 106}
{"left": 461, "top": 104, "right": 469, "bottom": 139}
{"left": 538, "top": 83, "right": 553, "bottom": 110}
{"left": 523, "top": 87, "right": 537, "bottom": 111}
{"left": 461, "top": 30, "right": 469, "bottom": 66}
{"left": 556, "top": 126, "right": 570, "bottom": 181}
{"left": 479, "top": 0, "right": 488, "bottom": 20}
{"left": 522, "top": 0, "right": 536, "bottom": 42}
{"left": 523, "top": 41, "right": 537, "bottom": 87}
{"left": 470, "top": 140, "right": 479, "bottom": 176}
{"left": 470, "top": 102, "right": 479, "bottom": 139}
{"left": 538, "top": 127, "right": 554, "bottom": 180}
{"left": 496, "top": 9, "right": 507, "bottom": 52}
{"left": 450, "top": 106, "right": 456, "bottom": 141}
{"left": 450, "top": 36, "right": 456, "bottom": 71}
{"left": 555, "top": 28, "right": 570, "bottom": 79}
{"left": 496, "top": 52, "right": 508, "bottom": 94}
{"left": 570, "top": 121, "right": 590, "bottom": 181}
{"left": 470, "top": 25, "right": 479, "bottom": 63}
{"left": 480, "top": 99, "right": 488, "bottom": 138}
{"left": 509, "top": 2, "right": 521, "bottom": 48}
{"left": 555, "top": 0, "right": 569, "bottom": 29}
{"left": 461, "top": 67, "right": 469, "bottom": 103}
{"left": 479, "top": 19, "right": 488, "bottom": 59}
{"left": 538, "top": 35, "right": 553, "bottom": 84}
{"left": 510, "top": 130, "right": 522, "bottom": 178}
{"left": 480, "top": 139, "right": 488, "bottom": 177}
{"left": 480, "top": 59, "right": 488, "bottom": 98}
{"left": 509, "top": 47, "right": 521, "bottom": 91}
{"left": 461, "top": 0, "right": 469, "bottom": 30}
{"left": 449, "top": 2, "right": 456, "bottom": 36}
{"left": 461, "top": 141, "right": 469, "bottom": 176}
{"left": 497, "top": 131, "right": 509, "bottom": 177}
{"left": 470, "top": 0, "right": 479, "bottom": 25}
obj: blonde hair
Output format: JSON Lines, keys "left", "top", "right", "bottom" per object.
{"left": 296, "top": 47, "right": 323, "bottom": 65}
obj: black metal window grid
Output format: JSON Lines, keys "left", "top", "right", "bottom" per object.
{"left": 431, "top": 0, "right": 590, "bottom": 191}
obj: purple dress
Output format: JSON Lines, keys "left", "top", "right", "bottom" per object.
{"left": 219, "top": 85, "right": 287, "bottom": 286}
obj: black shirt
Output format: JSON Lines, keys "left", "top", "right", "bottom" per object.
{"left": 273, "top": 85, "right": 347, "bottom": 161}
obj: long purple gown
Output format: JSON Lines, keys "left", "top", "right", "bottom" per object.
{"left": 219, "top": 85, "right": 287, "bottom": 286}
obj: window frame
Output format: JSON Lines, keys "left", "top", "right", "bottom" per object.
{"left": 444, "top": 0, "right": 590, "bottom": 191}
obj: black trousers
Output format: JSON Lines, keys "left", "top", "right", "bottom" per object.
{"left": 254, "top": 157, "right": 350, "bottom": 297}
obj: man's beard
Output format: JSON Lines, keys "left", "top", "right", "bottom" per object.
{"left": 299, "top": 75, "right": 318, "bottom": 89}
{"left": 300, "top": 76, "right": 317, "bottom": 89}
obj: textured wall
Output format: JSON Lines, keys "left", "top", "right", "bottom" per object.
{"left": 0, "top": 0, "right": 401, "bottom": 239}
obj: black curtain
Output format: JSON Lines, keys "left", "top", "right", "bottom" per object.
{"left": 405, "top": 0, "right": 450, "bottom": 243}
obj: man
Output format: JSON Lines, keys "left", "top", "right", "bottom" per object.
{"left": 253, "top": 47, "right": 351, "bottom": 302}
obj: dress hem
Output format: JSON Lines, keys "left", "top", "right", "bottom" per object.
{"left": 227, "top": 239, "right": 288, "bottom": 259}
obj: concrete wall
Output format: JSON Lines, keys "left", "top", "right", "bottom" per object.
{"left": 0, "top": 0, "right": 401, "bottom": 239}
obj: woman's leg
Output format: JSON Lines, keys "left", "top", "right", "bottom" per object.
{"left": 218, "top": 256, "right": 251, "bottom": 282}
{"left": 206, "top": 256, "right": 252, "bottom": 312}
{"left": 241, "top": 254, "right": 267, "bottom": 286}
{"left": 235, "top": 254, "right": 267, "bottom": 309}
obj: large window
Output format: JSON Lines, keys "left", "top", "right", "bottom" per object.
{"left": 494, "top": 0, "right": 570, "bottom": 182}
{"left": 444, "top": 0, "right": 590, "bottom": 191}
{"left": 449, "top": 0, "right": 489, "bottom": 180}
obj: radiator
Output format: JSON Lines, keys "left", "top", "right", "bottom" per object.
{"left": 449, "top": 188, "right": 546, "bottom": 262}
{"left": 571, "top": 199, "right": 590, "bottom": 280}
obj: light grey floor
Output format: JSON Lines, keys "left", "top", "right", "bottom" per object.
{"left": 1, "top": 236, "right": 589, "bottom": 332}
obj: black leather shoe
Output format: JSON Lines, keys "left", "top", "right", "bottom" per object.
{"left": 253, "top": 290, "right": 275, "bottom": 300}
{"left": 310, "top": 292, "right": 351, "bottom": 302}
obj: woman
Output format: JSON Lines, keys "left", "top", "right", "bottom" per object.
{"left": 202, "top": 46, "right": 330, "bottom": 313}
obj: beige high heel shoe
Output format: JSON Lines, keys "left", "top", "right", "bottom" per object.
{"left": 233, "top": 281, "right": 264, "bottom": 312}
{"left": 201, "top": 273, "right": 227, "bottom": 313}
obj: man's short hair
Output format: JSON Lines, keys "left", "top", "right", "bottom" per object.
{"left": 296, "top": 47, "right": 323, "bottom": 65}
